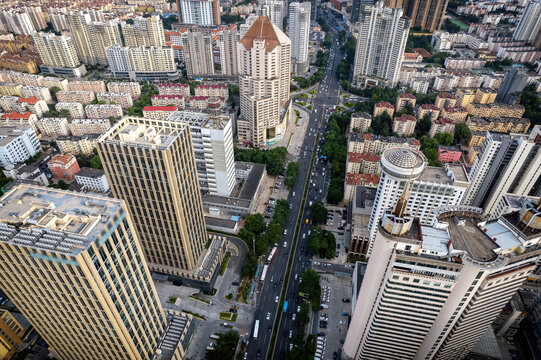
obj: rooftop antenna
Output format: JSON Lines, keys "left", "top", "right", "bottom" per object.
{"left": 392, "top": 167, "right": 414, "bottom": 218}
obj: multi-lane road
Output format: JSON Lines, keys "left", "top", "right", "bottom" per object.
{"left": 246, "top": 11, "right": 346, "bottom": 360}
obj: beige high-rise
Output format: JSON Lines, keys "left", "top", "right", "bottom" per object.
{"left": 121, "top": 15, "right": 165, "bottom": 48}
{"left": 32, "top": 32, "right": 80, "bottom": 68}
{"left": 0, "top": 185, "right": 167, "bottom": 360}
{"left": 97, "top": 117, "right": 208, "bottom": 275}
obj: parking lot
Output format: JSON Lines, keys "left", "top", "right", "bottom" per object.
{"left": 323, "top": 207, "right": 348, "bottom": 263}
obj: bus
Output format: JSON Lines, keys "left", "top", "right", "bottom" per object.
{"left": 253, "top": 320, "right": 260, "bottom": 340}
{"left": 260, "top": 264, "right": 269, "bottom": 282}
{"left": 267, "top": 246, "right": 278, "bottom": 263}
{"left": 283, "top": 300, "right": 288, "bottom": 313}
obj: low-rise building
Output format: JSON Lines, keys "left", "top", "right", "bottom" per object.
{"left": 0, "top": 112, "right": 38, "bottom": 132}
{"left": 68, "top": 80, "right": 106, "bottom": 94}
{"left": 395, "top": 93, "right": 416, "bottom": 112}
{"left": 0, "top": 53, "right": 38, "bottom": 73}
{"left": 466, "top": 116, "right": 530, "bottom": 134}
{"left": 107, "top": 82, "right": 141, "bottom": 99}
{"left": 17, "top": 96, "right": 48, "bottom": 117}
{"left": 435, "top": 93, "right": 457, "bottom": 108}
{"left": 75, "top": 167, "right": 109, "bottom": 192}
{"left": 346, "top": 152, "right": 381, "bottom": 174}
{"left": 0, "top": 309, "right": 28, "bottom": 360}
{"left": 194, "top": 84, "right": 228, "bottom": 98}
{"left": 157, "top": 83, "right": 190, "bottom": 97}
{"left": 42, "top": 76, "right": 69, "bottom": 91}
{"left": 468, "top": 130, "right": 486, "bottom": 147}
{"left": 417, "top": 104, "right": 440, "bottom": 121}
{"left": 393, "top": 115, "right": 417, "bottom": 136}
{"left": 142, "top": 106, "right": 178, "bottom": 120}
{"left": 348, "top": 186, "right": 377, "bottom": 257}
{"left": 35, "top": 117, "right": 69, "bottom": 136}
{"left": 444, "top": 57, "right": 487, "bottom": 69}
{"left": 20, "top": 85, "right": 52, "bottom": 103}
{"left": 466, "top": 103, "right": 526, "bottom": 119}
{"left": 441, "top": 106, "right": 468, "bottom": 123}
{"left": 0, "top": 82, "right": 22, "bottom": 96}
{"left": 96, "top": 92, "right": 133, "bottom": 109}
{"left": 56, "top": 134, "right": 99, "bottom": 155}
{"left": 56, "top": 91, "right": 95, "bottom": 104}
{"left": 84, "top": 104, "right": 123, "bottom": 119}
{"left": 456, "top": 88, "right": 477, "bottom": 107}
{"left": 473, "top": 88, "right": 497, "bottom": 104}
{"left": 344, "top": 173, "right": 380, "bottom": 201}
{"left": 438, "top": 145, "right": 462, "bottom": 162}
{"left": 429, "top": 118, "right": 456, "bottom": 138}
{"left": 0, "top": 125, "right": 41, "bottom": 166}
{"left": 69, "top": 119, "right": 111, "bottom": 136}
{"left": 350, "top": 112, "right": 372, "bottom": 133}
{"left": 151, "top": 94, "right": 185, "bottom": 107}
{"left": 373, "top": 101, "right": 394, "bottom": 118}
{"left": 48, "top": 153, "right": 80, "bottom": 181}
{"left": 3, "top": 163, "right": 49, "bottom": 186}
{"left": 55, "top": 102, "right": 84, "bottom": 119}
{"left": 348, "top": 132, "right": 421, "bottom": 154}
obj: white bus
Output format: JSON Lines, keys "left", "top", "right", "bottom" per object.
{"left": 260, "top": 264, "right": 269, "bottom": 282}
{"left": 253, "top": 320, "right": 260, "bottom": 340}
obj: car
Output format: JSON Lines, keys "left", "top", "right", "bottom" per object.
{"left": 295, "top": 273, "right": 298, "bottom": 280}
{"left": 244, "top": 352, "right": 248, "bottom": 360}
{"left": 268, "top": 326, "right": 272, "bottom": 333}
{"left": 209, "top": 342, "right": 216, "bottom": 347}
{"left": 297, "top": 305, "right": 301, "bottom": 313}
{"left": 342, "top": 298, "right": 351, "bottom": 303}
{"left": 280, "top": 279, "right": 283, "bottom": 285}
{"left": 289, "top": 330, "right": 293, "bottom": 338}
{"left": 320, "top": 320, "right": 328, "bottom": 325}
{"left": 317, "top": 332, "right": 326, "bottom": 336}
{"left": 289, "top": 343, "right": 293, "bottom": 351}
{"left": 320, "top": 316, "right": 328, "bottom": 321}
{"left": 292, "top": 192, "right": 296, "bottom": 196}
{"left": 274, "top": 283, "right": 278, "bottom": 289}
{"left": 298, "top": 256, "right": 301, "bottom": 261}
{"left": 302, "top": 233, "right": 306, "bottom": 239}
{"left": 266, "top": 312, "right": 271, "bottom": 320}
{"left": 232, "top": 282, "right": 240, "bottom": 286}
{"left": 292, "top": 313, "right": 296, "bottom": 320}
{"left": 333, "top": 352, "right": 338, "bottom": 360}
{"left": 288, "top": 311, "right": 292, "bottom": 318}
{"left": 271, "top": 276, "right": 274, "bottom": 282}
{"left": 284, "top": 229, "right": 288, "bottom": 235}
{"left": 339, "top": 320, "right": 348, "bottom": 325}
{"left": 339, "top": 339, "right": 345, "bottom": 344}
{"left": 257, "top": 349, "right": 261, "bottom": 358}
{"left": 341, "top": 312, "right": 349, "bottom": 316}
{"left": 319, "top": 323, "right": 327, "bottom": 329}
{"left": 307, "top": 230, "right": 311, "bottom": 236}
{"left": 283, "top": 242, "right": 287, "bottom": 248}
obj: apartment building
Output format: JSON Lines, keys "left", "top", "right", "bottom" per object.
{"left": 56, "top": 134, "right": 99, "bottom": 155}
{"left": 55, "top": 102, "right": 85, "bottom": 119}
{"left": 16, "top": 96, "right": 48, "bottom": 118}
{"left": 219, "top": 25, "right": 240, "bottom": 76}
{"left": 107, "top": 82, "right": 141, "bottom": 99}
{"left": 345, "top": 173, "right": 380, "bottom": 201}
{"left": 142, "top": 106, "right": 178, "bottom": 120}
{"left": 0, "top": 310, "right": 27, "bottom": 360}
{"left": 106, "top": 45, "right": 177, "bottom": 81}
{"left": 69, "top": 119, "right": 111, "bottom": 136}
{"left": 348, "top": 132, "right": 421, "bottom": 154}
{"left": 194, "top": 84, "right": 228, "bottom": 99}
{"left": 85, "top": 104, "right": 123, "bottom": 119}
{"left": 0, "top": 112, "right": 38, "bottom": 132}
{"left": 473, "top": 88, "right": 497, "bottom": 104}
{"left": 0, "top": 185, "right": 193, "bottom": 360}
{"left": 441, "top": 106, "right": 468, "bottom": 123}
{"left": 392, "top": 115, "right": 417, "bottom": 136}
{"left": 121, "top": 15, "right": 165, "bottom": 48}
{"left": 496, "top": 68, "right": 528, "bottom": 105}
{"left": 350, "top": 112, "right": 372, "bottom": 133}
{"left": 438, "top": 144, "right": 462, "bottom": 162}
{"left": 75, "top": 167, "right": 109, "bottom": 192}
{"left": 68, "top": 80, "right": 106, "bottom": 94}
{"left": 178, "top": 0, "right": 220, "bottom": 26}
{"left": 182, "top": 32, "right": 215, "bottom": 77}
{"left": 395, "top": 93, "right": 416, "bottom": 112}
{"left": 417, "top": 104, "right": 440, "bottom": 121}
{"left": 32, "top": 32, "right": 86, "bottom": 77}
{"left": 20, "top": 85, "right": 52, "bottom": 103}
{"left": 435, "top": 93, "right": 457, "bottom": 108}
{"left": 429, "top": 118, "right": 455, "bottom": 138}
{"left": 373, "top": 101, "right": 395, "bottom": 118}
{"left": 47, "top": 153, "right": 80, "bottom": 181}
{"left": 0, "top": 125, "right": 41, "bottom": 167}
{"left": 35, "top": 117, "right": 70, "bottom": 136}
{"left": 157, "top": 83, "right": 190, "bottom": 97}
{"left": 444, "top": 58, "right": 487, "bottom": 69}
{"left": 96, "top": 92, "right": 133, "bottom": 109}
{"left": 467, "top": 103, "right": 526, "bottom": 118}
{"left": 151, "top": 94, "right": 185, "bottom": 108}
{"left": 467, "top": 116, "right": 530, "bottom": 134}
{"left": 402, "top": 0, "right": 449, "bottom": 32}
{"left": 289, "top": 2, "right": 311, "bottom": 74}
{"left": 56, "top": 91, "right": 95, "bottom": 104}
{"left": 42, "top": 77, "right": 69, "bottom": 92}
{"left": 0, "top": 82, "right": 22, "bottom": 96}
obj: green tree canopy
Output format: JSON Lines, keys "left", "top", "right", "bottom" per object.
{"left": 205, "top": 330, "right": 239, "bottom": 360}
{"left": 245, "top": 213, "right": 266, "bottom": 235}
{"left": 454, "top": 123, "right": 472, "bottom": 145}
{"left": 311, "top": 201, "right": 328, "bottom": 225}
{"left": 299, "top": 269, "right": 321, "bottom": 310}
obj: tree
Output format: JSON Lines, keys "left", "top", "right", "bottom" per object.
{"left": 90, "top": 155, "right": 102, "bottom": 169}
{"left": 454, "top": 123, "right": 472, "bottom": 145}
{"left": 285, "top": 162, "right": 300, "bottom": 188}
{"left": 415, "top": 114, "right": 432, "bottom": 138}
{"left": 299, "top": 302, "right": 310, "bottom": 326}
{"left": 299, "top": 269, "right": 321, "bottom": 311}
{"left": 520, "top": 85, "right": 541, "bottom": 126}
{"left": 205, "top": 330, "right": 239, "bottom": 360}
{"left": 240, "top": 250, "right": 258, "bottom": 278}
{"left": 245, "top": 213, "right": 266, "bottom": 235}
{"left": 311, "top": 201, "right": 328, "bottom": 225}
{"left": 308, "top": 227, "right": 336, "bottom": 259}
{"left": 50, "top": 86, "right": 61, "bottom": 102}
{"left": 434, "top": 132, "right": 454, "bottom": 145}
{"left": 326, "top": 178, "right": 344, "bottom": 204}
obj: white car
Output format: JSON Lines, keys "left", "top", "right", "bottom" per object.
{"left": 283, "top": 242, "right": 287, "bottom": 248}
{"left": 284, "top": 229, "right": 288, "bottom": 235}
{"left": 266, "top": 312, "right": 271, "bottom": 320}
{"left": 339, "top": 320, "right": 348, "bottom": 325}
{"left": 297, "top": 305, "right": 301, "bottom": 313}
{"left": 275, "top": 296, "right": 279, "bottom": 303}
{"left": 302, "top": 233, "right": 306, "bottom": 239}
{"left": 292, "top": 314, "right": 296, "bottom": 321}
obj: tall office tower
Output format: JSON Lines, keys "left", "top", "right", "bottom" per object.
{"left": 496, "top": 68, "right": 529, "bottom": 105}
{"left": 122, "top": 15, "right": 166, "bottom": 48}
{"left": 219, "top": 25, "right": 240, "bottom": 76}
{"left": 178, "top": 0, "right": 220, "bottom": 26}
{"left": 462, "top": 132, "right": 541, "bottom": 217}
{"left": 168, "top": 111, "right": 236, "bottom": 196}
{"left": 343, "top": 192, "right": 541, "bottom": 360}
{"left": 32, "top": 32, "right": 81, "bottom": 69}
{"left": 0, "top": 185, "right": 168, "bottom": 359}
{"left": 367, "top": 148, "right": 470, "bottom": 254}
{"left": 97, "top": 117, "right": 208, "bottom": 275}
{"left": 513, "top": 0, "right": 541, "bottom": 43}
{"left": 289, "top": 2, "right": 311, "bottom": 74}
{"left": 260, "top": 0, "right": 286, "bottom": 31}
{"left": 183, "top": 32, "right": 215, "bottom": 77}
{"left": 238, "top": 16, "right": 291, "bottom": 146}
{"left": 352, "top": 2, "right": 410, "bottom": 87}
{"left": 402, "top": 0, "right": 449, "bottom": 32}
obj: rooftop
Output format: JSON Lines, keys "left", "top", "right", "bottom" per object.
{"left": 239, "top": 162, "right": 265, "bottom": 200}
{"left": 48, "top": 153, "right": 76, "bottom": 166}
{"left": 143, "top": 106, "right": 178, "bottom": 112}
{"left": 0, "top": 125, "right": 33, "bottom": 147}
{"left": 446, "top": 216, "right": 499, "bottom": 262}
{"left": 375, "top": 101, "right": 393, "bottom": 108}
{"left": 0, "top": 184, "right": 123, "bottom": 256}
{"left": 240, "top": 16, "right": 290, "bottom": 52}
{"left": 398, "top": 93, "right": 416, "bottom": 99}
{"left": 1, "top": 111, "right": 33, "bottom": 120}
{"left": 76, "top": 167, "right": 105, "bottom": 179}
{"left": 395, "top": 115, "right": 416, "bottom": 122}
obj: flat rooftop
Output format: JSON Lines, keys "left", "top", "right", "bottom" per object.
{"left": 0, "top": 125, "right": 33, "bottom": 147}
{"left": 446, "top": 216, "right": 499, "bottom": 262}
{"left": 238, "top": 163, "right": 265, "bottom": 200}
{"left": 418, "top": 166, "right": 453, "bottom": 185}
{"left": 447, "top": 163, "right": 469, "bottom": 183}
{"left": 152, "top": 314, "right": 192, "bottom": 360}
{"left": 0, "top": 185, "right": 122, "bottom": 256}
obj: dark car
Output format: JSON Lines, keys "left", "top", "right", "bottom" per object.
{"left": 256, "top": 349, "right": 261, "bottom": 358}
{"left": 319, "top": 323, "right": 327, "bottom": 329}
{"left": 268, "top": 326, "right": 272, "bottom": 333}
{"left": 273, "top": 283, "right": 278, "bottom": 289}
{"left": 317, "top": 331, "right": 326, "bottom": 336}
{"left": 232, "top": 282, "right": 240, "bottom": 286}
{"left": 340, "top": 339, "right": 345, "bottom": 344}
{"left": 333, "top": 352, "right": 338, "bottom": 360}
{"left": 279, "top": 279, "right": 283, "bottom": 286}
{"left": 342, "top": 298, "right": 351, "bottom": 302}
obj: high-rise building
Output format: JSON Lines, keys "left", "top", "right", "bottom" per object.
{"left": 0, "top": 10, "right": 35, "bottom": 35}
{"left": 0, "top": 309, "right": 27, "bottom": 359}
{"left": 402, "top": 0, "right": 449, "bottom": 32}
{"left": 367, "top": 147, "right": 470, "bottom": 253}
{"left": 97, "top": 116, "right": 209, "bottom": 276}
{"left": 168, "top": 111, "right": 237, "bottom": 196}
{"left": 344, "top": 190, "right": 541, "bottom": 359}
{"left": 0, "top": 125, "right": 41, "bottom": 167}
{"left": 122, "top": 15, "right": 166, "bottom": 48}
{"left": 496, "top": 68, "right": 529, "bottom": 105}
{"left": 219, "top": 25, "right": 240, "bottom": 76}
{"left": 106, "top": 46, "right": 177, "bottom": 81}
{"left": 182, "top": 32, "right": 215, "bottom": 77}
{"left": 462, "top": 132, "right": 541, "bottom": 217}
{"left": 238, "top": 16, "right": 291, "bottom": 146}
{"left": 260, "top": 0, "right": 286, "bottom": 31}
{"left": 178, "top": 0, "right": 220, "bottom": 26}
{"left": 352, "top": 2, "right": 410, "bottom": 87}
{"left": 22, "top": 6, "right": 47, "bottom": 30}
{"left": 32, "top": 32, "right": 80, "bottom": 69}
{"left": 351, "top": 0, "right": 375, "bottom": 23}
{"left": 289, "top": 2, "right": 311, "bottom": 74}
{"left": 513, "top": 0, "right": 541, "bottom": 44}
{"left": 0, "top": 185, "right": 168, "bottom": 359}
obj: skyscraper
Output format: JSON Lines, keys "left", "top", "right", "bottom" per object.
{"left": 402, "top": 0, "right": 449, "bottom": 32}
{"left": 121, "top": 15, "right": 166, "bottom": 48}
{"left": 352, "top": 2, "right": 410, "bottom": 87}
{"left": 32, "top": 32, "right": 80, "bottom": 69}
{"left": 182, "top": 32, "right": 215, "bottom": 77}
{"left": 238, "top": 16, "right": 291, "bottom": 146}
{"left": 260, "top": 0, "right": 286, "bottom": 31}
{"left": 513, "top": 0, "right": 541, "bottom": 44}
{"left": 351, "top": 0, "right": 375, "bottom": 23}
{"left": 496, "top": 68, "right": 529, "bottom": 105}
{"left": 462, "top": 132, "right": 541, "bottom": 217}
{"left": 289, "top": 2, "right": 311, "bottom": 74}
{"left": 0, "top": 185, "right": 168, "bottom": 359}
{"left": 344, "top": 189, "right": 541, "bottom": 360}
{"left": 178, "top": 0, "right": 220, "bottom": 26}
{"left": 219, "top": 25, "right": 240, "bottom": 76}
{"left": 97, "top": 117, "right": 208, "bottom": 276}
{"left": 367, "top": 148, "right": 470, "bottom": 253}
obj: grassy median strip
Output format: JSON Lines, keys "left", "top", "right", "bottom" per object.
{"left": 220, "top": 252, "right": 231, "bottom": 276}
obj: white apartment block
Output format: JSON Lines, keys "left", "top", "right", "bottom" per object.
{"left": 0, "top": 71, "right": 44, "bottom": 87}
{"left": 157, "top": 83, "right": 190, "bottom": 97}
{"left": 0, "top": 96, "right": 46, "bottom": 118}
{"left": 107, "top": 82, "right": 141, "bottom": 99}
{"left": 32, "top": 32, "right": 80, "bottom": 69}
{"left": 20, "top": 86, "right": 52, "bottom": 103}
{"left": 75, "top": 167, "right": 110, "bottom": 192}
{"left": 57, "top": 135, "right": 98, "bottom": 155}
{"left": 96, "top": 92, "right": 133, "bottom": 109}
{"left": 68, "top": 80, "right": 106, "bottom": 94}
{"left": 513, "top": 0, "right": 541, "bottom": 43}
{"left": 350, "top": 112, "right": 372, "bottom": 133}
{"left": 194, "top": 84, "right": 228, "bottom": 99}
{"left": 367, "top": 148, "right": 470, "bottom": 253}
{"left": 260, "top": 0, "right": 286, "bottom": 31}
{"left": 151, "top": 95, "right": 185, "bottom": 107}
{"left": 121, "top": 15, "right": 165, "bottom": 48}
{"left": 106, "top": 46, "right": 177, "bottom": 78}
{"left": 57, "top": 91, "right": 95, "bottom": 104}
{"left": 288, "top": 2, "right": 311, "bottom": 74}
{"left": 0, "top": 10, "right": 35, "bottom": 35}
{"left": 0, "top": 125, "right": 41, "bottom": 167}
{"left": 142, "top": 106, "right": 178, "bottom": 120}
{"left": 0, "top": 112, "right": 38, "bottom": 133}
{"left": 42, "top": 77, "right": 70, "bottom": 92}
{"left": 353, "top": 2, "right": 410, "bottom": 87}
{"left": 35, "top": 117, "right": 70, "bottom": 136}
{"left": 182, "top": 32, "right": 215, "bottom": 77}
{"left": 85, "top": 104, "right": 123, "bottom": 119}
{"left": 218, "top": 26, "right": 240, "bottom": 76}
{"left": 168, "top": 111, "right": 236, "bottom": 196}
{"left": 55, "top": 102, "right": 85, "bottom": 119}
{"left": 69, "top": 119, "right": 111, "bottom": 136}
{"left": 178, "top": 0, "right": 220, "bottom": 26}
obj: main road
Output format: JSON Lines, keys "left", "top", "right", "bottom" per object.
{"left": 245, "top": 10, "right": 346, "bottom": 360}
